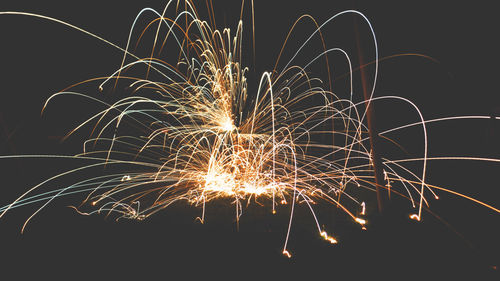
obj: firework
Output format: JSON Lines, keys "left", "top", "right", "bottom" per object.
{"left": 1, "top": 0, "right": 499, "bottom": 260}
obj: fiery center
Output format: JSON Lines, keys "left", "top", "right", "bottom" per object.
{"left": 202, "top": 170, "right": 281, "bottom": 197}
{"left": 218, "top": 116, "right": 236, "bottom": 132}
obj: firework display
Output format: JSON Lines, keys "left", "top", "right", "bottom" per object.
{"left": 1, "top": 0, "right": 499, "bottom": 261}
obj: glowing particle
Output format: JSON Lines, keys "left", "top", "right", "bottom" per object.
{"left": 218, "top": 116, "right": 236, "bottom": 132}
{"left": 320, "top": 231, "right": 337, "bottom": 244}
{"left": 355, "top": 217, "right": 367, "bottom": 225}
{"left": 409, "top": 214, "right": 421, "bottom": 221}
{"left": 282, "top": 250, "right": 292, "bottom": 258}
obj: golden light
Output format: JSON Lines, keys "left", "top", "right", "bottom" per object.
{"left": 409, "top": 214, "right": 421, "bottom": 221}
{"left": 218, "top": 116, "right": 236, "bottom": 132}
{"left": 320, "top": 231, "right": 338, "bottom": 244}
{"left": 355, "top": 217, "right": 367, "bottom": 225}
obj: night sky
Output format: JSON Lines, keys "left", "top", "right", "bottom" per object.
{"left": 1, "top": 1, "right": 499, "bottom": 279}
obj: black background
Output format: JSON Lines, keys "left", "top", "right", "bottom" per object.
{"left": 1, "top": 0, "right": 500, "bottom": 279}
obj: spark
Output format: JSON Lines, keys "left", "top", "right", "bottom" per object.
{"left": 355, "top": 217, "right": 367, "bottom": 225}
{"left": 320, "top": 231, "right": 338, "bottom": 244}
{"left": 409, "top": 214, "right": 421, "bottom": 221}
{"left": 282, "top": 250, "right": 292, "bottom": 258}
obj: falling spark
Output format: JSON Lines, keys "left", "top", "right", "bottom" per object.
{"left": 320, "top": 231, "right": 338, "bottom": 244}
{"left": 409, "top": 214, "right": 421, "bottom": 221}
{"left": 355, "top": 217, "right": 367, "bottom": 225}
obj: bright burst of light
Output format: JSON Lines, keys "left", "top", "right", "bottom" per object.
{"left": 0, "top": 1, "right": 499, "bottom": 258}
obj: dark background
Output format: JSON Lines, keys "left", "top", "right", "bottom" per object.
{"left": 1, "top": 0, "right": 499, "bottom": 279}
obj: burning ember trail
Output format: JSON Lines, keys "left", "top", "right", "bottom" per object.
{"left": 1, "top": 0, "right": 499, "bottom": 259}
